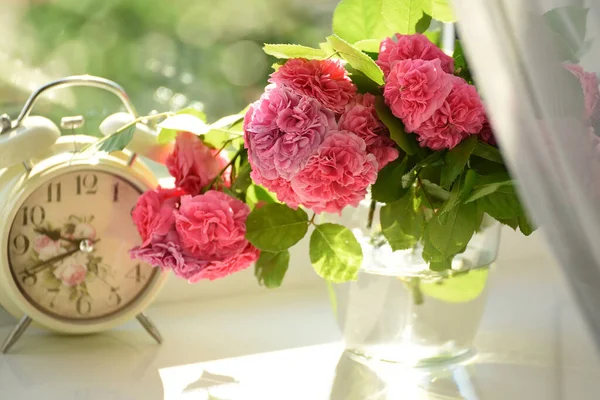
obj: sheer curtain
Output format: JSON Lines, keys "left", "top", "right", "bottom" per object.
{"left": 452, "top": 0, "right": 600, "bottom": 349}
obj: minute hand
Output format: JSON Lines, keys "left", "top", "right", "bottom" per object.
{"left": 24, "top": 247, "right": 80, "bottom": 276}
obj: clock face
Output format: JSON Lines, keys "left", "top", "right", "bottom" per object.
{"left": 7, "top": 169, "right": 158, "bottom": 322}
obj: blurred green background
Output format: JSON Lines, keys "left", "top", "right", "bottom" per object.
{"left": 0, "top": 0, "right": 337, "bottom": 133}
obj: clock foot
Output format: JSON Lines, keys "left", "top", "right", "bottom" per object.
{"left": 136, "top": 313, "right": 162, "bottom": 344}
{"left": 1, "top": 315, "right": 32, "bottom": 354}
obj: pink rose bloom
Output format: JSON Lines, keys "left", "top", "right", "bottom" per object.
{"left": 339, "top": 93, "right": 399, "bottom": 170}
{"left": 383, "top": 59, "right": 453, "bottom": 132}
{"left": 131, "top": 187, "right": 183, "bottom": 247}
{"left": 377, "top": 33, "right": 455, "bottom": 77}
{"left": 166, "top": 131, "right": 222, "bottom": 195}
{"left": 131, "top": 225, "right": 258, "bottom": 282}
{"left": 565, "top": 63, "right": 600, "bottom": 119}
{"left": 415, "top": 77, "right": 486, "bottom": 150}
{"left": 479, "top": 119, "right": 497, "bottom": 146}
{"left": 249, "top": 170, "right": 302, "bottom": 209}
{"left": 291, "top": 131, "right": 378, "bottom": 214}
{"left": 244, "top": 85, "right": 336, "bottom": 180}
{"left": 187, "top": 243, "right": 260, "bottom": 282}
{"left": 33, "top": 235, "right": 64, "bottom": 261}
{"left": 55, "top": 262, "right": 87, "bottom": 287}
{"left": 269, "top": 58, "right": 357, "bottom": 113}
{"left": 175, "top": 191, "right": 250, "bottom": 261}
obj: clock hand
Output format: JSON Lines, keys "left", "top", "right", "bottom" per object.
{"left": 23, "top": 247, "right": 80, "bottom": 277}
{"left": 23, "top": 238, "right": 101, "bottom": 276}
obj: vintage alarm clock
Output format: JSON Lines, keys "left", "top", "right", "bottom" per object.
{"left": 0, "top": 76, "right": 172, "bottom": 353}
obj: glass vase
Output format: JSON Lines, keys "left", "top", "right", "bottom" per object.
{"left": 327, "top": 201, "right": 501, "bottom": 367}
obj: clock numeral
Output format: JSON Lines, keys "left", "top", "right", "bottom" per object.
{"left": 47, "top": 288, "right": 60, "bottom": 309}
{"left": 76, "top": 296, "right": 92, "bottom": 315}
{"left": 76, "top": 174, "right": 98, "bottom": 195}
{"left": 126, "top": 264, "right": 145, "bottom": 283}
{"left": 47, "top": 182, "right": 61, "bottom": 203}
{"left": 22, "top": 205, "right": 46, "bottom": 226}
{"left": 113, "top": 182, "right": 119, "bottom": 202}
{"left": 109, "top": 288, "right": 122, "bottom": 307}
{"left": 12, "top": 234, "right": 30, "bottom": 255}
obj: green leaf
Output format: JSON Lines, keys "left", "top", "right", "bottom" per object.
{"left": 401, "top": 151, "right": 444, "bottom": 188}
{"left": 262, "top": 44, "right": 326, "bottom": 60}
{"left": 453, "top": 40, "right": 473, "bottom": 83}
{"left": 477, "top": 189, "right": 524, "bottom": 220}
{"left": 202, "top": 129, "right": 242, "bottom": 149}
{"left": 245, "top": 204, "right": 309, "bottom": 252}
{"left": 210, "top": 113, "right": 245, "bottom": 130}
{"left": 246, "top": 184, "right": 279, "bottom": 210}
{"left": 472, "top": 141, "right": 504, "bottom": 163}
{"left": 345, "top": 65, "right": 382, "bottom": 95}
{"left": 497, "top": 217, "right": 519, "bottom": 230}
{"left": 441, "top": 136, "right": 477, "bottom": 189}
{"left": 380, "top": 188, "right": 425, "bottom": 251}
{"left": 382, "top": 0, "right": 432, "bottom": 35}
{"left": 375, "top": 97, "right": 418, "bottom": 155}
{"left": 69, "top": 288, "right": 78, "bottom": 302}
{"left": 544, "top": 6, "right": 589, "bottom": 59}
{"left": 420, "top": 269, "right": 489, "bottom": 303}
{"left": 157, "top": 114, "right": 209, "bottom": 136}
{"left": 231, "top": 163, "right": 252, "bottom": 193}
{"left": 176, "top": 107, "right": 207, "bottom": 122}
{"left": 518, "top": 214, "right": 535, "bottom": 236}
{"left": 426, "top": 200, "right": 480, "bottom": 258}
{"left": 421, "top": 179, "right": 450, "bottom": 201}
{"left": 424, "top": 28, "right": 442, "bottom": 46}
{"left": 423, "top": 0, "right": 456, "bottom": 23}
{"left": 422, "top": 237, "right": 453, "bottom": 271}
{"left": 310, "top": 223, "right": 363, "bottom": 282}
{"left": 332, "top": 0, "right": 390, "bottom": 44}
{"left": 371, "top": 156, "right": 409, "bottom": 203}
{"left": 83, "top": 125, "right": 135, "bottom": 154}
{"left": 157, "top": 128, "right": 177, "bottom": 144}
{"left": 354, "top": 39, "right": 382, "bottom": 53}
{"left": 326, "top": 35, "right": 384, "bottom": 85}
{"left": 255, "top": 250, "right": 290, "bottom": 288}
{"left": 465, "top": 173, "right": 513, "bottom": 202}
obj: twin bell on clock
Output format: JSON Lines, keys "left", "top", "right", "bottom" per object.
{"left": 0, "top": 75, "right": 173, "bottom": 353}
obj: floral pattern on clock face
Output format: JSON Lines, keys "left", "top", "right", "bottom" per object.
{"left": 7, "top": 169, "right": 157, "bottom": 321}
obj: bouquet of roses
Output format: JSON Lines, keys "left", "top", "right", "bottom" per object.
{"left": 117, "top": 0, "right": 595, "bottom": 286}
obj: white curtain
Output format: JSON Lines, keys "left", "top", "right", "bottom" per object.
{"left": 453, "top": 0, "right": 600, "bottom": 349}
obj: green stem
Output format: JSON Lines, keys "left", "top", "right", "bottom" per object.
{"left": 408, "top": 277, "right": 424, "bottom": 305}
{"left": 203, "top": 148, "right": 243, "bottom": 192}
{"left": 309, "top": 213, "right": 316, "bottom": 224}
{"left": 367, "top": 200, "right": 376, "bottom": 229}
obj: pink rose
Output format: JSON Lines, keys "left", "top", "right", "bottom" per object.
{"left": 383, "top": 59, "right": 453, "bottom": 132}
{"left": 249, "top": 170, "right": 302, "bottom": 209}
{"left": 479, "top": 119, "right": 497, "bottom": 146}
{"left": 175, "top": 191, "right": 250, "bottom": 261}
{"left": 166, "top": 131, "right": 222, "bottom": 195}
{"left": 244, "top": 85, "right": 336, "bottom": 180}
{"left": 132, "top": 187, "right": 183, "bottom": 247}
{"left": 187, "top": 243, "right": 260, "bottom": 282}
{"left": 291, "top": 131, "right": 378, "bottom": 214}
{"left": 33, "top": 235, "right": 64, "bottom": 261}
{"left": 269, "top": 58, "right": 357, "bottom": 113}
{"left": 338, "top": 93, "right": 399, "bottom": 170}
{"left": 377, "top": 33, "right": 455, "bottom": 77}
{"left": 55, "top": 262, "right": 87, "bottom": 287}
{"left": 131, "top": 224, "right": 259, "bottom": 283}
{"left": 565, "top": 63, "right": 600, "bottom": 119}
{"left": 415, "top": 77, "right": 486, "bottom": 150}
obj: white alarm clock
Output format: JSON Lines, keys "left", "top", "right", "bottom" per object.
{"left": 0, "top": 76, "right": 172, "bottom": 353}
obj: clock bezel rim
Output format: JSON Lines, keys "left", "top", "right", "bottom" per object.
{"left": 0, "top": 148, "right": 169, "bottom": 334}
